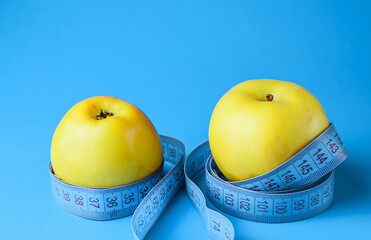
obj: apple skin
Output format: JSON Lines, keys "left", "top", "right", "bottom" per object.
{"left": 51, "top": 96, "right": 163, "bottom": 187}
{"left": 209, "top": 80, "right": 329, "bottom": 181}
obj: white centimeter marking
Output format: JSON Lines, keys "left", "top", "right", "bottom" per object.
{"left": 50, "top": 124, "right": 348, "bottom": 240}
{"left": 49, "top": 135, "right": 185, "bottom": 240}
{"left": 185, "top": 123, "right": 348, "bottom": 240}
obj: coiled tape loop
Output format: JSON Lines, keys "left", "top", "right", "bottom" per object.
{"left": 49, "top": 135, "right": 185, "bottom": 240}
{"left": 185, "top": 123, "right": 348, "bottom": 240}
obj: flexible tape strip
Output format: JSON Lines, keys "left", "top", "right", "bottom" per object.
{"left": 131, "top": 136, "right": 185, "bottom": 239}
{"left": 49, "top": 135, "right": 185, "bottom": 239}
{"left": 211, "top": 123, "right": 348, "bottom": 191}
{"left": 185, "top": 123, "right": 348, "bottom": 239}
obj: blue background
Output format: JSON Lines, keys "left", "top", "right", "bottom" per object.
{"left": 1, "top": 0, "right": 370, "bottom": 239}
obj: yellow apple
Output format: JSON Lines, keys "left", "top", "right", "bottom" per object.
{"left": 51, "top": 96, "right": 163, "bottom": 187}
{"left": 209, "top": 80, "right": 329, "bottom": 181}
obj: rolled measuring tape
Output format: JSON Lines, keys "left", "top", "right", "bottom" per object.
{"left": 185, "top": 123, "right": 348, "bottom": 240}
{"left": 49, "top": 135, "right": 185, "bottom": 240}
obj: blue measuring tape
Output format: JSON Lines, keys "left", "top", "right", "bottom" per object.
{"left": 184, "top": 123, "right": 348, "bottom": 239}
{"left": 49, "top": 135, "right": 185, "bottom": 239}
{"left": 50, "top": 124, "right": 348, "bottom": 240}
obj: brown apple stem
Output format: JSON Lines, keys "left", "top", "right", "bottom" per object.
{"left": 96, "top": 109, "right": 114, "bottom": 120}
{"left": 266, "top": 94, "right": 274, "bottom": 101}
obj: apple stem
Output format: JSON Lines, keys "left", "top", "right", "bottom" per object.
{"left": 266, "top": 94, "right": 274, "bottom": 101}
{"left": 96, "top": 109, "right": 114, "bottom": 120}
